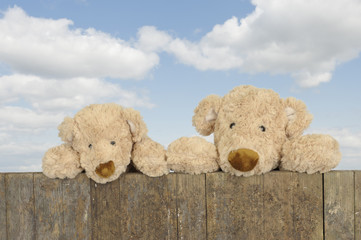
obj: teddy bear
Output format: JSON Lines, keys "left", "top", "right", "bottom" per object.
{"left": 42, "top": 103, "right": 169, "bottom": 184}
{"left": 167, "top": 85, "right": 341, "bottom": 176}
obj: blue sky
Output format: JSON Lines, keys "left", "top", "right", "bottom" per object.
{"left": 0, "top": 0, "right": 360, "bottom": 172}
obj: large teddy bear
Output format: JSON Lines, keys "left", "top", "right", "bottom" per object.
{"left": 42, "top": 103, "right": 168, "bottom": 184}
{"left": 167, "top": 85, "right": 341, "bottom": 176}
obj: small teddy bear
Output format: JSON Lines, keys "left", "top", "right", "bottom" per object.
{"left": 168, "top": 85, "right": 341, "bottom": 176}
{"left": 42, "top": 103, "right": 168, "bottom": 184}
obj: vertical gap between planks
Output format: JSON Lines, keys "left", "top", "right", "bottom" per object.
{"left": 322, "top": 173, "right": 325, "bottom": 240}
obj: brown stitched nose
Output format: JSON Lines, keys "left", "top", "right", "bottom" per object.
{"left": 228, "top": 149, "right": 259, "bottom": 172}
{"left": 95, "top": 161, "right": 115, "bottom": 178}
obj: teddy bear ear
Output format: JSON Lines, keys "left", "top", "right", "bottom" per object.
{"left": 58, "top": 117, "right": 76, "bottom": 144}
{"left": 192, "top": 94, "right": 222, "bottom": 136}
{"left": 283, "top": 97, "right": 313, "bottom": 139}
{"left": 124, "top": 108, "right": 148, "bottom": 143}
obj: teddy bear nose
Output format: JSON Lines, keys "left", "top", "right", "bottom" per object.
{"left": 228, "top": 149, "right": 259, "bottom": 172}
{"left": 95, "top": 161, "right": 115, "bottom": 178}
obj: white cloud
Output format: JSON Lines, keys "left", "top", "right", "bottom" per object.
{"left": 0, "top": 132, "right": 9, "bottom": 143}
{"left": 293, "top": 72, "right": 332, "bottom": 88}
{"left": 0, "top": 6, "right": 159, "bottom": 79}
{"left": 0, "top": 135, "right": 54, "bottom": 172}
{"left": 0, "top": 74, "right": 154, "bottom": 135}
{"left": 0, "top": 74, "right": 154, "bottom": 112}
{"left": 0, "top": 142, "right": 50, "bottom": 155}
{"left": 136, "top": 26, "right": 173, "bottom": 53}
{"left": 137, "top": 0, "right": 361, "bottom": 87}
{"left": 0, "top": 106, "right": 63, "bottom": 129}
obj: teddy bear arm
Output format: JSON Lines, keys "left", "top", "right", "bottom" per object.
{"left": 42, "top": 144, "right": 83, "bottom": 179}
{"left": 131, "top": 137, "right": 169, "bottom": 177}
{"left": 280, "top": 134, "right": 341, "bottom": 174}
{"left": 166, "top": 136, "right": 219, "bottom": 174}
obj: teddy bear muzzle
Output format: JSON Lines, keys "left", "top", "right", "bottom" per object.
{"left": 228, "top": 149, "right": 259, "bottom": 172}
{"left": 95, "top": 161, "right": 115, "bottom": 178}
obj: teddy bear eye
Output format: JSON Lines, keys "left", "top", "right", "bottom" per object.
{"left": 230, "top": 122, "right": 236, "bottom": 129}
{"left": 88, "top": 144, "right": 93, "bottom": 149}
{"left": 110, "top": 141, "right": 116, "bottom": 146}
{"left": 259, "top": 125, "right": 266, "bottom": 132}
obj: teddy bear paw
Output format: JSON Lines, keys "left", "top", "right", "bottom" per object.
{"left": 132, "top": 137, "right": 169, "bottom": 177}
{"left": 166, "top": 136, "right": 219, "bottom": 174}
{"left": 42, "top": 144, "right": 82, "bottom": 179}
{"left": 280, "top": 134, "right": 341, "bottom": 174}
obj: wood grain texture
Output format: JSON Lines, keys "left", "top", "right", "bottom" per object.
{"left": 0, "top": 174, "right": 6, "bottom": 240}
{"left": 91, "top": 177, "right": 121, "bottom": 240}
{"left": 176, "top": 174, "right": 206, "bottom": 240}
{"left": 33, "top": 173, "right": 91, "bottom": 239}
{"left": 5, "top": 173, "right": 35, "bottom": 240}
{"left": 118, "top": 173, "right": 177, "bottom": 240}
{"left": 34, "top": 173, "right": 63, "bottom": 239}
{"left": 206, "top": 172, "right": 263, "bottom": 240}
{"left": 62, "top": 173, "right": 91, "bottom": 240}
{"left": 263, "top": 172, "right": 291, "bottom": 240}
{"left": 206, "top": 172, "right": 323, "bottom": 240}
{"left": 263, "top": 171, "right": 323, "bottom": 240}
{"left": 291, "top": 172, "right": 323, "bottom": 239}
{"left": 355, "top": 171, "right": 361, "bottom": 240}
{"left": 324, "top": 171, "right": 355, "bottom": 240}
{"left": 1, "top": 170, "right": 361, "bottom": 239}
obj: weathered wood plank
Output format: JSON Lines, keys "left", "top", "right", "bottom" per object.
{"left": 5, "top": 173, "right": 35, "bottom": 240}
{"left": 118, "top": 173, "right": 177, "bottom": 240}
{"left": 91, "top": 177, "right": 121, "bottom": 240}
{"left": 206, "top": 172, "right": 263, "bottom": 240}
{"left": 263, "top": 171, "right": 323, "bottom": 240}
{"left": 0, "top": 174, "right": 7, "bottom": 240}
{"left": 62, "top": 173, "right": 91, "bottom": 240}
{"left": 176, "top": 174, "right": 206, "bottom": 240}
{"left": 1, "top": 170, "right": 360, "bottom": 239}
{"left": 34, "top": 173, "right": 63, "bottom": 239}
{"left": 263, "top": 172, "right": 294, "bottom": 239}
{"left": 34, "top": 173, "right": 91, "bottom": 239}
{"left": 355, "top": 171, "right": 361, "bottom": 240}
{"left": 324, "top": 171, "right": 355, "bottom": 240}
{"left": 292, "top": 172, "right": 323, "bottom": 239}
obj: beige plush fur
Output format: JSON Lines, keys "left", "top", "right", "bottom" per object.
{"left": 132, "top": 136, "right": 169, "bottom": 177}
{"left": 42, "top": 103, "right": 168, "bottom": 184}
{"left": 170, "top": 85, "right": 341, "bottom": 176}
{"left": 167, "top": 137, "right": 219, "bottom": 174}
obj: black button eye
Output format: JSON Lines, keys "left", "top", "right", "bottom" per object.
{"left": 230, "top": 123, "right": 236, "bottom": 129}
{"left": 88, "top": 144, "right": 92, "bottom": 149}
{"left": 110, "top": 141, "right": 116, "bottom": 145}
{"left": 259, "top": 125, "right": 266, "bottom": 132}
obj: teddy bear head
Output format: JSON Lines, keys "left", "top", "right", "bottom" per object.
{"left": 192, "top": 85, "right": 313, "bottom": 176}
{"left": 58, "top": 103, "right": 147, "bottom": 183}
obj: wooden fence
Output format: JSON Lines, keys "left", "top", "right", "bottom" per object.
{"left": 0, "top": 171, "right": 360, "bottom": 240}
